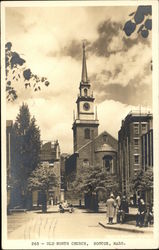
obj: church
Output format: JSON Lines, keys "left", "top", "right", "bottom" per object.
{"left": 65, "top": 43, "right": 118, "bottom": 193}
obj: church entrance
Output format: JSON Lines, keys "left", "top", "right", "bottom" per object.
{"left": 95, "top": 187, "right": 107, "bottom": 212}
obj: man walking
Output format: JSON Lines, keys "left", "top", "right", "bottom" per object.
{"left": 106, "top": 193, "right": 116, "bottom": 224}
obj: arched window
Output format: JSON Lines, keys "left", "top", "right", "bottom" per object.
{"left": 103, "top": 155, "right": 112, "bottom": 172}
{"left": 84, "top": 88, "right": 88, "bottom": 97}
{"left": 84, "top": 128, "right": 90, "bottom": 139}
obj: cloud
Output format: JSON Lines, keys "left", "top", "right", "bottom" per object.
{"left": 97, "top": 99, "right": 141, "bottom": 139}
{"left": 5, "top": 6, "right": 152, "bottom": 154}
{"left": 88, "top": 40, "right": 152, "bottom": 95}
{"left": 5, "top": 8, "right": 36, "bottom": 36}
{"left": 52, "top": 16, "right": 151, "bottom": 62}
{"left": 93, "top": 80, "right": 152, "bottom": 106}
{"left": 48, "top": 40, "right": 83, "bottom": 61}
{"left": 52, "top": 19, "right": 123, "bottom": 60}
{"left": 122, "top": 35, "right": 150, "bottom": 51}
{"left": 90, "top": 55, "right": 152, "bottom": 106}
{"left": 90, "top": 19, "right": 123, "bottom": 57}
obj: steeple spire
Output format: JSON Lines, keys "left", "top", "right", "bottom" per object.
{"left": 81, "top": 42, "right": 89, "bottom": 83}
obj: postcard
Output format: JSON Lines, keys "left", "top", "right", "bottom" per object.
{"left": 1, "top": 0, "right": 159, "bottom": 249}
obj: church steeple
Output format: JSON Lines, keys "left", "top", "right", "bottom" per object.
{"left": 81, "top": 42, "right": 89, "bottom": 83}
{"left": 72, "top": 42, "right": 99, "bottom": 152}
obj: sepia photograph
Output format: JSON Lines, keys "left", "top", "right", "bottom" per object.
{"left": 1, "top": 0, "right": 159, "bottom": 249}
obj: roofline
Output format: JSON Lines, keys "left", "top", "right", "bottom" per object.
{"left": 75, "top": 130, "right": 117, "bottom": 153}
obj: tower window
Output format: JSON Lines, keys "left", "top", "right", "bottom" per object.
{"left": 103, "top": 155, "right": 112, "bottom": 172}
{"left": 84, "top": 88, "right": 88, "bottom": 97}
{"left": 84, "top": 128, "right": 90, "bottom": 139}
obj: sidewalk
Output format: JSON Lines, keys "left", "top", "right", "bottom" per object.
{"left": 99, "top": 221, "right": 153, "bottom": 234}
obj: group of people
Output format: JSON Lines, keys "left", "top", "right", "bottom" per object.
{"left": 106, "top": 193, "right": 128, "bottom": 224}
{"left": 106, "top": 193, "right": 153, "bottom": 227}
{"left": 136, "top": 198, "right": 153, "bottom": 227}
{"left": 59, "top": 200, "right": 73, "bottom": 213}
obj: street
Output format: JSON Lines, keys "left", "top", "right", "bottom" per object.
{"left": 7, "top": 206, "right": 153, "bottom": 240}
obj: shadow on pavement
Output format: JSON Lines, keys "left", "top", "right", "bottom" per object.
{"left": 35, "top": 211, "right": 59, "bottom": 214}
{"left": 82, "top": 211, "right": 106, "bottom": 214}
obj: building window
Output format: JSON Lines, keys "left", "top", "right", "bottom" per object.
{"left": 84, "top": 128, "right": 90, "bottom": 139}
{"left": 134, "top": 155, "right": 139, "bottom": 164}
{"left": 83, "top": 159, "right": 89, "bottom": 167}
{"left": 103, "top": 134, "right": 107, "bottom": 143}
{"left": 134, "top": 124, "right": 139, "bottom": 135}
{"left": 134, "top": 138, "right": 139, "bottom": 146}
{"left": 84, "top": 88, "right": 88, "bottom": 97}
{"left": 141, "top": 124, "right": 147, "bottom": 134}
{"left": 103, "top": 155, "right": 112, "bottom": 172}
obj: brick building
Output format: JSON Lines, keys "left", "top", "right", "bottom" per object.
{"left": 141, "top": 129, "right": 153, "bottom": 171}
{"left": 65, "top": 43, "right": 118, "bottom": 199}
{"left": 60, "top": 153, "right": 70, "bottom": 190}
{"left": 38, "top": 140, "right": 61, "bottom": 205}
{"left": 118, "top": 111, "right": 153, "bottom": 197}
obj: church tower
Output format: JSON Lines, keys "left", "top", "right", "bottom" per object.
{"left": 72, "top": 43, "right": 99, "bottom": 152}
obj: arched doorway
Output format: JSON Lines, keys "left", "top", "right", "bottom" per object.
{"left": 95, "top": 186, "right": 107, "bottom": 203}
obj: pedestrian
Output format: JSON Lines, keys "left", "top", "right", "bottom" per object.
{"left": 144, "top": 204, "right": 152, "bottom": 227}
{"left": 144, "top": 203, "right": 152, "bottom": 227}
{"left": 136, "top": 198, "right": 146, "bottom": 227}
{"left": 118, "top": 195, "right": 129, "bottom": 223}
{"left": 116, "top": 194, "right": 121, "bottom": 223}
{"left": 106, "top": 193, "right": 116, "bottom": 224}
{"left": 50, "top": 196, "right": 53, "bottom": 206}
{"left": 59, "top": 202, "right": 64, "bottom": 213}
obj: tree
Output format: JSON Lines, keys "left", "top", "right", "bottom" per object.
{"left": 11, "top": 103, "right": 41, "bottom": 208}
{"left": 5, "top": 42, "right": 50, "bottom": 102}
{"left": 133, "top": 167, "right": 153, "bottom": 192}
{"left": 70, "top": 165, "right": 119, "bottom": 199}
{"left": 123, "top": 5, "right": 152, "bottom": 38}
{"left": 132, "top": 167, "right": 153, "bottom": 202}
{"left": 27, "top": 163, "right": 59, "bottom": 212}
{"left": 27, "top": 163, "right": 58, "bottom": 192}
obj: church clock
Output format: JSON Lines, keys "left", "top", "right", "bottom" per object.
{"left": 83, "top": 102, "right": 90, "bottom": 111}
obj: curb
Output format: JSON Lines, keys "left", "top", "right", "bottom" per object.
{"left": 99, "top": 222, "right": 146, "bottom": 233}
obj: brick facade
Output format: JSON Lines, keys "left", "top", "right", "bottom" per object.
{"left": 65, "top": 44, "right": 118, "bottom": 199}
{"left": 66, "top": 131, "right": 118, "bottom": 184}
{"left": 118, "top": 111, "right": 153, "bottom": 196}
{"left": 40, "top": 140, "right": 61, "bottom": 204}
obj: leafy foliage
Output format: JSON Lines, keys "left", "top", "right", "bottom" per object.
{"left": 123, "top": 5, "right": 152, "bottom": 38}
{"left": 27, "top": 163, "right": 58, "bottom": 192}
{"left": 11, "top": 103, "right": 41, "bottom": 193}
{"left": 133, "top": 167, "right": 153, "bottom": 193}
{"left": 5, "top": 42, "right": 50, "bottom": 102}
{"left": 69, "top": 165, "right": 119, "bottom": 197}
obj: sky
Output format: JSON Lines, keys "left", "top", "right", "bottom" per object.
{"left": 5, "top": 4, "right": 152, "bottom": 154}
